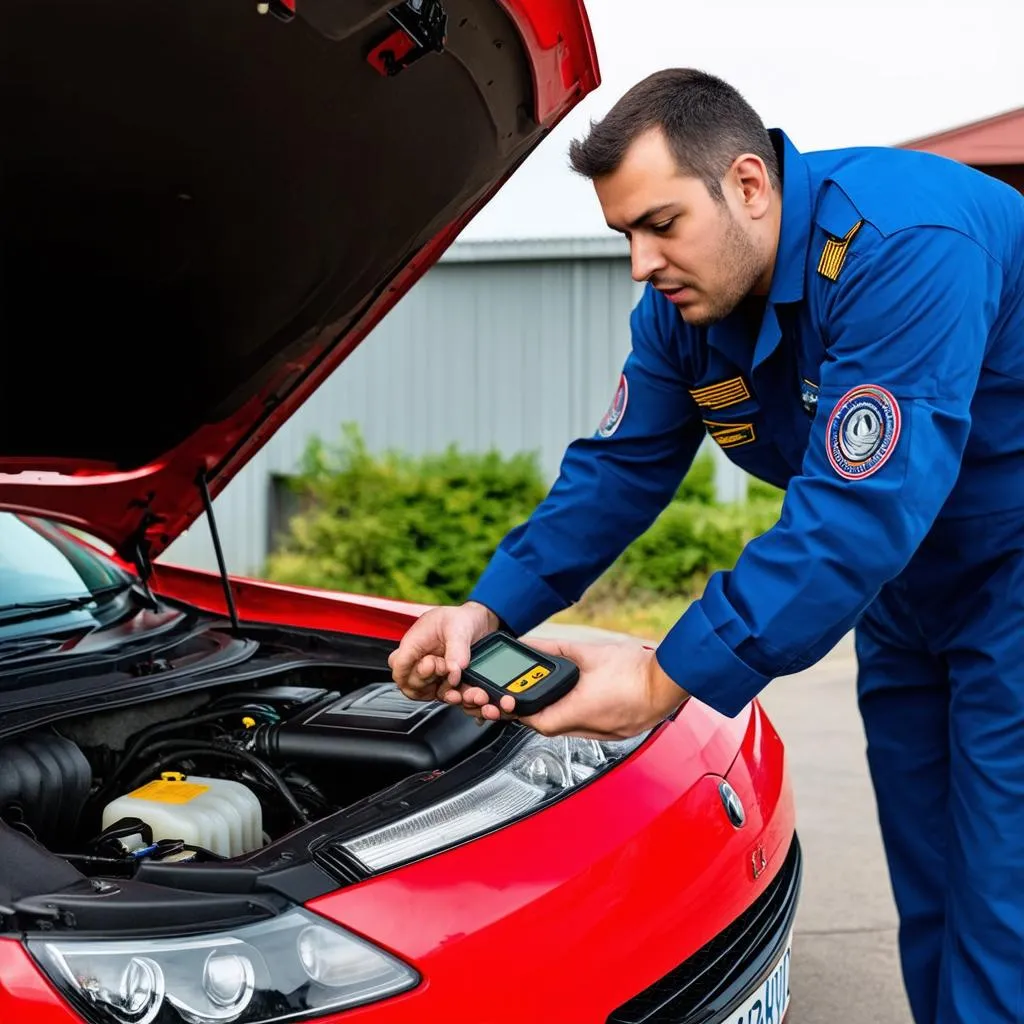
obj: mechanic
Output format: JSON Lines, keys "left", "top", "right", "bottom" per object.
{"left": 389, "top": 69, "right": 1024, "bottom": 1024}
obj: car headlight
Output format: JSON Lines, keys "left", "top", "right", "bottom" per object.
{"left": 340, "top": 731, "right": 649, "bottom": 872}
{"left": 27, "top": 908, "right": 418, "bottom": 1024}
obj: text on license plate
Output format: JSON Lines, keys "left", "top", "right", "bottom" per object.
{"left": 725, "top": 931, "right": 792, "bottom": 1024}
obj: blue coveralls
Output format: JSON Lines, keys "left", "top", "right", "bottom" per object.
{"left": 468, "top": 130, "right": 1024, "bottom": 1023}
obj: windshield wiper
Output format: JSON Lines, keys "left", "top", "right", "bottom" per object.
{"left": 0, "top": 582, "right": 133, "bottom": 626}
{"left": 0, "top": 636, "right": 67, "bottom": 664}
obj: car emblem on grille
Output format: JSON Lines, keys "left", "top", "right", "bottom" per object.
{"left": 718, "top": 780, "right": 745, "bottom": 828}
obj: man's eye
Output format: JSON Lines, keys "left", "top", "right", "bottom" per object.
{"left": 651, "top": 219, "right": 675, "bottom": 234}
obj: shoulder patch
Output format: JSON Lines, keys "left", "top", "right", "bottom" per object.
{"left": 826, "top": 384, "right": 901, "bottom": 479}
{"left": 817, "top": 220, "right": 863, "bottom": 282}
{"left": 597, "top": 372, "right": 628, "bottom": 437}
{"left": 689, "top": 376, "right": 751, "bottom": 410}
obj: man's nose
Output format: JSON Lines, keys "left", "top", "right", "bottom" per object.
{"left": 630, "top": 236, "right": 667, "bottom": 283}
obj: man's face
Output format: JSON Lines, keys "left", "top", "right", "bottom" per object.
{"left": 595, "top": 128, "right": 773, "bottom": 327}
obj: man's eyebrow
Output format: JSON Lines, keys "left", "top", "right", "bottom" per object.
{"left": 606, "top": 204, "right": 677, "bottom": 234}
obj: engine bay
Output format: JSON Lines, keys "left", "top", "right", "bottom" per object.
{"left": 0, "top": 631, "right": 500, "bottom": 885}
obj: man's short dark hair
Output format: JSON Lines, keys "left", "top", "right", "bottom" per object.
{"left": 568, "top": 69, "right": 780, "bottom": 200}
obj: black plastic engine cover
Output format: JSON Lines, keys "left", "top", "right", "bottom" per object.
{"left": 0, "top": 733, "right": 92, "bottom": 845}
{"left": 259, "top": 682, "right": 496, "bottom": 783}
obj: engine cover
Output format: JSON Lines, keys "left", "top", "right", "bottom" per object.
{"left": 255, "top": 682, "right": 496, "bottom": 787}
{"left": 0, "top": 733, "right": 92, "bottom": 845}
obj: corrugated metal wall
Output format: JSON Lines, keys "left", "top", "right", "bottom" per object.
{"left": 161, "top": 248, "right": 652, "bottom": 575}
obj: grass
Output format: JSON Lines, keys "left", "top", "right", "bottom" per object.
{"left": 550, "top": 598, "right": 689, "bottom": 640}
{"left": 548, "top": 574, "right": 705, "bottom": 640}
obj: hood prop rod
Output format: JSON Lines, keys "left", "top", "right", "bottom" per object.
{"left": 132, "top": 542, "right": 160, "bottom": 610}
{"left": 198, "top": 473, "right": 240, "bottom": 635}
{"left": 126, "top": 514, "right": 160, "bottom": 609}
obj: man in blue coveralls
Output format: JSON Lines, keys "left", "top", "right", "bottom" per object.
{"left": 389, "top": 69, "right": 1024, "bottom": 1023}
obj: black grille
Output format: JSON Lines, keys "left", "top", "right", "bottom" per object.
{"left": 608, "top": 836, "right": 802, "bottom": 1024}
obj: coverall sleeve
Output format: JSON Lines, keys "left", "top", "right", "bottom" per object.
{"left": 468, "top": 285, "right": 706, "bottom": 635}
{"left": 659, "top": 226, "right": 1003, "bottom": 717}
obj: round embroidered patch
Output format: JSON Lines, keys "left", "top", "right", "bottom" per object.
{"left": 597, "top": 373, "right": 629, "bottom": 438}
{"left": 826, "top": 385, "right": 901, "bottom": 480}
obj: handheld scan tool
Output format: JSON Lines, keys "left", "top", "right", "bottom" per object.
{"left": 462, "top": 632, "right": 579, "bottom": 715}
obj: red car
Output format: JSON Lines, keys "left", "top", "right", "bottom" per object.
{"left": 0, "top": 1, "right": 799, "bottom": 1023}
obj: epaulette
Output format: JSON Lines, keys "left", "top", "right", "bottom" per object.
{"left": 817, "top": 220, "right": 863, "bottom": 282}
{"left": 814, "top": 182, "right": 867, "bottom": 283}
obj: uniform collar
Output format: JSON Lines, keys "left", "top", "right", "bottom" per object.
{"left": 767, "top": 128, "right": 812, "bottom": 306}
{"left": 706, "top": 129, "right": 812, "bottom": 370}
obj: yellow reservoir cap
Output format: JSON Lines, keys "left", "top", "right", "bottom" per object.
{"left": 132, "top": 778, "right": 210, "bottom": 805}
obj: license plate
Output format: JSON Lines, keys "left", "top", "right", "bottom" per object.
{"left": 723, "top": 930, "right": 792, "bottom": 1024}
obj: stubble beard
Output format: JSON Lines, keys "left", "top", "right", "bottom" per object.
{"left": 678, "top": 213, "right": 766, "bottom": 328}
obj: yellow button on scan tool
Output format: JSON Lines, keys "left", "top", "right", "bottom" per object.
{"left": 507, "top": 664, "right": 550, "bottom": 693}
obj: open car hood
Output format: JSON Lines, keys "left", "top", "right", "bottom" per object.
{"left": 0, "top": 0, "right": 598, "bottom": 565}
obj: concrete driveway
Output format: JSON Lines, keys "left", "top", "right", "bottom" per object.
{"left": 529, "top": 623, "right": 914, "bottom": 1024}
{"left": 758, "top": 637, "right": 912, "bottom": 1024}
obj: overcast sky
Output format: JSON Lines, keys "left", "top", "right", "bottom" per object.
{"left": 458, "top": 0, "right": 1024, "bottom": 241}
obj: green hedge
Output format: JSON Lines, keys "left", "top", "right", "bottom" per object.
{"left": 265, "top": 424, "right": 783, "bottom": 605}
{"left": 612, "top": 497, "right": 782, "bottom": 596}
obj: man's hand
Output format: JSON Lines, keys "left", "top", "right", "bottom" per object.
{"left": 388, "top": 601, "right": 499, "bottom": 702}
{"left": 444, "top": 638, "right": 690, "bottom": 740}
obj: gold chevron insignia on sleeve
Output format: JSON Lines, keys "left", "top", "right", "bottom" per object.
{"left": 688, "top": 375, "right": 751, "bottom": 410}
{"left": 817, "top": 220, "right": 863, "bottom": 282}
{"left": 704, "top": 420, "right": 756, "bottom": 448}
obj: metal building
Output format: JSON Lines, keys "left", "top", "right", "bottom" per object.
{"left": 161, "top": 236, "right": 744, "bottom": 577}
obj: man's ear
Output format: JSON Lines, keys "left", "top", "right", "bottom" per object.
{"left": 728, "top": 154, "right": 773, "bottom": 220}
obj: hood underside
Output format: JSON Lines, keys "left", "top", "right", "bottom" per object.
{"left": 0, "top": 0, "right": 597, "bottom": 560}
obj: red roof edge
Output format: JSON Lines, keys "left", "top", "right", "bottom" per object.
{"left": 899, "top": 105, "right": 1024, "bottom": 164}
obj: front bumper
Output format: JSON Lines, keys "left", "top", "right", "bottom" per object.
{"left": 608, "top": 836, "right": 802, "bottom": 1023}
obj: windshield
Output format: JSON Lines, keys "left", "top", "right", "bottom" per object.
{"left": 0, "top": 514, "right": 132, "bottom": 633}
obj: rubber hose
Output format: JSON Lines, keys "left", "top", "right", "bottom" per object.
{"left": 120, "top": 742, "right": 310, "bottom": 825}
{"left": 101, "top": 707, "right": 272, "bottom": 800}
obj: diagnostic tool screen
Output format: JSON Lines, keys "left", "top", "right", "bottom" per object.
{"left": 471, "top": 643, "right": 537, "bottom": 687}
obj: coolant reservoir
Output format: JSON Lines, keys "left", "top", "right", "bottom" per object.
{"left": 101, "top": 772, "right": 263, "bottom": 858}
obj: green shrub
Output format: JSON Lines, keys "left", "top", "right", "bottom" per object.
{"left": 673, "top": 451, "right": 716, "bottom": 504}
{"left": 748, "top": 473, "right": 784, "bottom": 501}
{"left": 266, "top": 425, "right": 784, "bottom": 605}
{"left": 265, "top": 425, "right": 549, "bottom": 604}
{"left": 611, "top": 496, "right": 782, "bottom": 596}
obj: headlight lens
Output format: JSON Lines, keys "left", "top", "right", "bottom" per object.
{"left": 28, "top": 908, "right": 418, "bottom": 1024}
{"left": 341, "top": 731, "right": 649, "bottom": 871}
